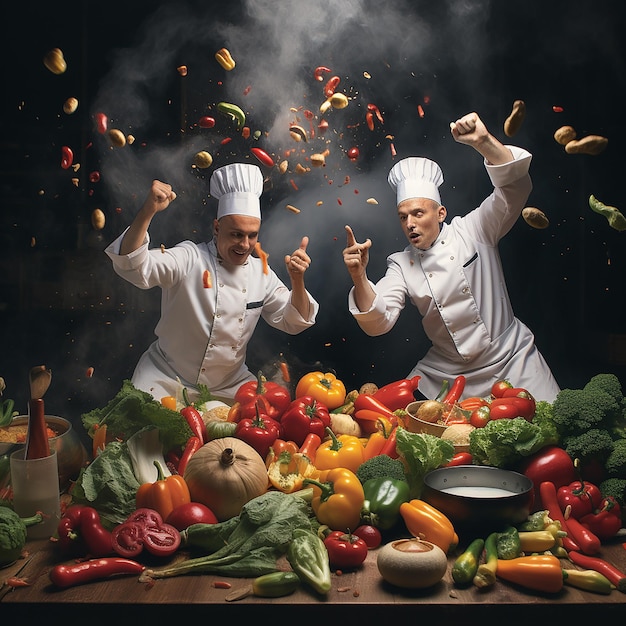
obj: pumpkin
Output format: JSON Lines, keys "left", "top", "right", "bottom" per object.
{"left": 183, "top": 437, "right": 268, "bottom": 521}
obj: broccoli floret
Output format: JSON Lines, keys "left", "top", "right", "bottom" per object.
{"left": 551, "top": 387, "right": 621, "bottom": 436}
{"left": 605, "top": 438, "right": 626, "bottom": 477}
{"left": 599, "top": 477, "right": 626, "bottom": 510}
{"left": 562, "top": 429, "right": 614, "bottom": 465}
{"left": 585, "top": 373, "right": 624, "bottom": 405}
{"left": 356, "top": 455, "right": 407, "bottom": 484}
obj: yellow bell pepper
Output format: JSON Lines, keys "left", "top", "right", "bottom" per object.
{"left": 214, "top": 47, "right": 236, "bottom": 71}
{"left": 399, "top": 498, "right": 458, "bottom": 553}
{"left": 304, "top": 467, "right": 364, "bottom": 531}
{"left": 314, "top": 428, "right": 365, "bottom": 473}
{"left": 295, "top": 371, "right": 346, "bottom": 410}
{"left": 135, "top": 460, "right": 191, "bottom": 521}
{"left": 267, "top": 450, "right": 319, "bottom": 493}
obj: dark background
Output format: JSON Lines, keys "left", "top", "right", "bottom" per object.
{"left": 1, "top": 0, "right": 625, "bottom": 441}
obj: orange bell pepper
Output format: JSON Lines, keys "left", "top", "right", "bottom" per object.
{"left": 135, "top": 460, "right": 191, "bottom": 520}
{"left": 399, "top": 499, "right": 458, "bottom": 553}
{"left": 265, "top": 438, "right": 299, "bottom": 468}
{"left": 304, "top": 467, "right": 364, "bottom": 531}
{"left": 314, "top": 427, "right": 365, "bottom": 473}
{"left": 495, "top": 555, "right": 563, "bottom": 593}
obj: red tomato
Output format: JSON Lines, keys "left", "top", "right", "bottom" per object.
{"left": 470, "top": 405, "right": 491, "bottom": 428}
{"left": 111, "top": 508, "right": 180, "bottom": 558}
{"left": 353, "top": 524, "right": 382, "bottom": 549}
{"left": 446, "top": 452, "right": 474, "bottom": 467}
{"left": 324, "top": 530, "right": 368, "bottom": 569}
{"left": 165, "top": 502, "right": 218, "bottom": 531}
{"left": 491, "top": 379, "right": 513, "bottom": 398}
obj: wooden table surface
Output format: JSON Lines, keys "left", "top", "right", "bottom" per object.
{"left": 2, "top": 533, "right": 625, "bottom": 623}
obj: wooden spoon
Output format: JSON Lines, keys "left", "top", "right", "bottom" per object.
{"left": 26, "top": 366, "right": 52, "bottom": 459}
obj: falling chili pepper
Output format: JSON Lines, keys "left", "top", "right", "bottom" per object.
{"left": 367, "top": 103, "right": 384, "bottom": 123}
{"left": 324, "top": 76, "right": 341, "bottom": 98}
{"left": 366, "top": 112, "right": 375, "bottom": 131}
{"left": 280, "top": 361, "right": 291, "bottom": 383}
{"left": 254, "top": 242, "right": 269, "bottom": 274}
{"left": 417, "top": 104, "right": 425, "bottom": 118}
{"left": 61, "top": 146, "right": 73, "bottom": 169}
{"left": 94, "top": 112, "right": 108, "bottom": 134}
{"left": 202, "top": 270, "right": 212, "bottom": 289}
{"left": 243, "top": 86, "right": 251, "bottom": 96}
{"left": 552, "top": 105, "right": 564, "bottom": 113}
{"left": 314, "top": 66, "right": 332, "bottom": 81}
{"left": 250, "top": 147, "right": 274, "bottom": 168}
{"left": 290, "top": 179, "right": 299, "bottom": 191}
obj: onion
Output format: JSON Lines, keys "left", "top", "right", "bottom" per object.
{"left": 415, "top": 400, "right": 444, "bottom": 423}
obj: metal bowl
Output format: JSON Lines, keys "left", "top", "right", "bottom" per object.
{"left": 422, "top": 465, "right": 534, "bottom": 534}
{"left": 0, "top": 415, "right": 88, "bottom": 490}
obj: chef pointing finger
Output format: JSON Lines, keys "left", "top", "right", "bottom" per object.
{"left": 343, "top": 111, "right": 560, "bottom": 403}
{"left": 106, "top": 162, "right": 319, "bottom": 403}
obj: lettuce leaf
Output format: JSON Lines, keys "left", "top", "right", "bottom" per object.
{"left": 81, "top": 379, "right": 193, "bottom": 453}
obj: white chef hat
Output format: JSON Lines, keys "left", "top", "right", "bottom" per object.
{"left": 387, "top": 157, "right": 444, "bottom": 205}
{"left": 210, "top": 163, "right": 263, "bottom": 219}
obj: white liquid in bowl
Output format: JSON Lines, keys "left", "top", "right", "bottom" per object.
{"left": 441, "top": 486, "right": 516, "bottom": 498}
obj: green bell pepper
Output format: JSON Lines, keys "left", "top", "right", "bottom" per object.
{"left": 360, "top": 477, "right": 410, "bottom": 530}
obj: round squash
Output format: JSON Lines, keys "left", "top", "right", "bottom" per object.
{"left": 377, "top": 538, "right": 448, "bottom": 588}
{"left": 183, "top": 437, "right": 268, "bottom": 521}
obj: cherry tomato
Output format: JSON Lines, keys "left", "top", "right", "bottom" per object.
{"left": 165, "top": 502, "right": 218, "bottom": 531}
{"left": 490, "top": 379, "right": 513, "bottom": 398}
{"left": 353, "top": 524, "right": 382, "bottom": 549}
{"left": 347, "top": 147, "right": 359, "bottom": 161}
{"left": 470, "top": 405, "right": 491, "bottom": 428}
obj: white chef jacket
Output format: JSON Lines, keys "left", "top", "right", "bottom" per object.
{"left": 105, "top": 233, "right": 319, "bottom": 402}
{"left": 348, "top": 146, "right": 560, "bottom": 403}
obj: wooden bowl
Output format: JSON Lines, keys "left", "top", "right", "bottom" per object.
{"left": 404, "top": 401, "right": 471, "bottom": 453}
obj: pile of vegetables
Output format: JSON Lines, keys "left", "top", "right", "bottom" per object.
{"left": 2, "top": 367, "right": 625, "bottom": 598}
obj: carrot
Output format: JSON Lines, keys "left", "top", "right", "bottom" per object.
{"left": 458, "top": 397, "right": 489, "bottom": 412}
{"left": 279, "top": 361, "right": 291, "bottom": 383}
{"left": 496, "top": 555, "right": 563, "bottom": 593}
{"left": 254, "top": 242, "right": 269, "bottom": 274}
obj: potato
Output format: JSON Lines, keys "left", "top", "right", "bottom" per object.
{"left": 108, "top": 129, "right": 126, "bottom": 148}
{"left": 359, "top": 382, "right": 379, "bottom": 395}
{"left": 522, "top": 207, "right": 549, "bottom": 229}
{"left": 553, "top": 125, "right": 576, "bottom": 145}
{"left": 503, "top": 99, "right": 525, "bottom": 137}
{"left": 330, "top": 413, "right": 362, "bottom": 437}
{"left": 565, "top": 135, "right": 608, "bottom": 155}
{"left": 91, "top": 208, "right": 106, "bottom": 231}
{"left": 194, "top": 151, "right": 213, "bottom": 168}
{"left": 415, "top": 400, "right": 444, "bottom": 423}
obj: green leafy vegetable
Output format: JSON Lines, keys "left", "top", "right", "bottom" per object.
{"left": 395, "top": 427, "right": 454, "bottom": 499}
{"left": 81, "top": 379, "right": 193, "bottom": 453}
{"left": 141, "top": 490, "right": 318, "bottom": 580}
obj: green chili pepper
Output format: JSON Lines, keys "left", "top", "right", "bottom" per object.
{"left": 217, "top": 102, "right": 246, "bottom": 129}
{"left": 451, "top": 538, "right": 484, "bottom": 586}
{"left": 252, "top": 571, "right": 300, "bottom": 597}
{"left": 360, "top": 477, "right": 410, "bottom": 530}
{"left": 0, "top": 398, "right": 14, "bottom": 426}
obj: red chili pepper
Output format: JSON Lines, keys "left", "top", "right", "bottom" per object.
{"left": 177, "top": 435, "right": 202, "bottom": 476}
{"left": 49, "top": 557, "right": 145, "bottom": 588}
{"left": 372, "top": 376, "right": 421, "bottom": 412}
{"left": 111, "top": 508, "right": 181, "bottom": 558}
{"left": 61, "top": 145, "right": 73, "bottom": 169}
{"left": 250, "top": 147, "right": 275, "bottom": 167}
{"left": 538, "top": 481, "right": 581, "bottom": 553}
{"left": 314, "top": 66, "right": 332, "bottom": 81}
{"left": 353, "top": 393, "right": 396, "bottom": 420}
{"left": 557, "top": 478, "right": 603, "bottom": 520}
{"left": 446, "top": 451, "right": 473, "bottom": 467}
{"left": 379, "top": 426, "right": 399, "bottom": 459}
{"left": 580, "top": 497, "right": 622, "bottom": 541}
{"left": 568, "top": 551, "right": 626, "bottom": 592}
{"left": 324, "top": 75, "right": 341, "bottom": 97}
{"left": 442, "top": 375, "right": 466, "bottom": 405}
{"left": 563, "top": 514, "right": 601, "bottom": 555}
{"left": 323, "top": 530, "right": 368, "bottom": 569}
{"left": 181, "top": 387, "right": 206, "bottom": 444}
{"left": 366, "top": 103, "right": 384, "bottom": 123}
{"left": 234, "top": 403, "right": 282, "bottom": 458}
{"left": 365, "top": 111, "right": 375, "bottom": 131}
{"left": 57, "top": 505, "right": 113, "bottom": 557}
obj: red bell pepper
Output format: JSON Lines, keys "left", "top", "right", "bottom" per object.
{"left": 280, "top": 395, "right": 331, "bottom": 446}
{"left": 557, "top": 478, "right": 603, "bottom": 520}
{"left": 57, "top": 505, "right": 113, "bottom": 558}
{"left": 323, "top": 530, "right": 368, "bottom": 570}
{"left": 234, "top": 370, "right": 291, "bottom": 421}
{"left": 580, "top": 496, "right": 622, "bottom": 541}
{"left": 372, "top": 376, "right": 421, "bottom": 411}
{"left": 234, "top": 403, "right": 282, "bottom": 458}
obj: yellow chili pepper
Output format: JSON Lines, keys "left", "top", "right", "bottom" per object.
{"left": 215, "top": 47, "right": 236, "bottom": 71}
{"left": 304, "top": 467, "right": 364, "bottom": 531}
{"left": 135, "top": 460, "right": 191, "bottom": 520}
{"left": 314, "top": 428, "right": 365, "bottom": 473}
{"left": 399, "top": 499, "right": 458, "bottom": 553}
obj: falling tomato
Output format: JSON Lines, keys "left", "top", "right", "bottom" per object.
{"left": 347, "top": 147, "right": 359, "bottom": 161}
